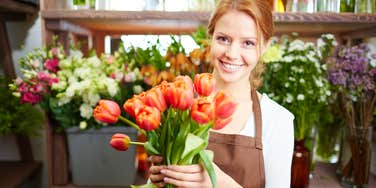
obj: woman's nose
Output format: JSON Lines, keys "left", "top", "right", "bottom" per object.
{"left": 225, "top": 44, "right": 240, "bottom": 60}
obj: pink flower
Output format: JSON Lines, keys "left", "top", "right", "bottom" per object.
{"left": 50, "top": 47, "right": 60, "bottom": 58}
{"left": 21, "top": 92, "right": 42, "bottom": 104}
{"left": 44, "top": 58, "right": 59, "bottom": 73}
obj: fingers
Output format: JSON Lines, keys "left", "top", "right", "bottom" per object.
{"left": 147, "top": 155, "right": 163, "bottom": 165}
{"left": 149, "top": 165, "right": 167, "bottom": 187}
{"left": 161, "top": 168, "right": 204, "bottom": 182}
{"left": 166, "top": 164, "right": 203, "bottom": 173}
{"left": 163, "top": 177, "right": 203, "bottom": 188}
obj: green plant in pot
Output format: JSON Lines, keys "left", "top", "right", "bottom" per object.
{"left": 0, "top": 77, "right": 44, "bottom": 136}
{"left": 261, "top": 33, "right": 337, "bottom": 188}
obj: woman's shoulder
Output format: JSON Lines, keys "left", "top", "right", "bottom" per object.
{"left": 260, "top": 93, "right": 294, "bottom": 122}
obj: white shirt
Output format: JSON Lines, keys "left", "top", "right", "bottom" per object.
{"left": 239, "top": 93, "right": 294, "bottom": 188}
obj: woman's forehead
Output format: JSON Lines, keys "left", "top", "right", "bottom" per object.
{"left": 214, "top": 10, "right": 257, "bottom": 38}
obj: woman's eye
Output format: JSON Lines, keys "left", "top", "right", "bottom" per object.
{"left": 216, "top": 36, "right": 229, "bottom": 44}
{"left": 244, "top": 40, "right": 256, "bottom": 48}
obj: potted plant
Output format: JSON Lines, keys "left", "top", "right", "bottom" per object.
{"left": 9, "top": 40, "right": 138, "bottom": 186}
{"left": 261, "top": 33, "right": 337, "bottom": 187}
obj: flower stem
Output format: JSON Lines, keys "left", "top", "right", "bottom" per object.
{"left": 130, "top": 141, "right": 145, "bottom": 146}
{"left": 118, "top": 115, "right": 146, "bottom": 135}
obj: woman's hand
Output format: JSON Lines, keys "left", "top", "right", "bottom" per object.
{"left": 148, "top": 155, "right": 167, "bottom": 187}
{"left": 161, "top": 163, "right": 242, "bottom": 188}
{"left": 161, "top": 164, "right": 212, "bottom": 188}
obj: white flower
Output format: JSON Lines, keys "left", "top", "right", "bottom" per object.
{"left": 297, "top": 94, "right": 305, "bottom": 101}
{"left": 282, "top": 55, "right": 294, "bottom": 63}
{"left": 314, "top": 77, "right": 324, "bottom": 87}
{"left": 69, "top": 49, "right": 83, "bottom": 60}
{"left": 133, "top": 85, "right": 143, "bottom": 94}
{"left": 87, "top": 56, "right": 101, "bottom": 67}
{"left": 79, "top": 121, "right": 88, "bottom": 130}
{"left": 88, "top": 92, "right": 101, "bottom": 106}
{"left": 79, "top": 103, "right": 93, "bottom": 119}
{"left": 299, "top": 78, "right": 305, "bottom": 83}
{"left": 285, "top": 93, "right": 293, "bottom": 103}
{"left": 284, "top": 83, "right": 290, "bottom": 88}
{"left": 288, "top": 77, "right": 296, "bottom": 82}
{"left": 105, "top": 78, "right": 119, "bottom": 97}
{"left": 289, "top": 40, "right": 305, "bottom": 52}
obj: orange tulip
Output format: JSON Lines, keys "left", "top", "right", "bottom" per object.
{"left": 123, "top": 95, "right": 145, "bottom": 119}
{"left": 194, "top": 73, "right": 215, "bottom": 97}
{"left": 136, "top": 106, "right": 161, "bottom": 131}
{"left": 110, "top": 133, "right": 131, "bottom": 151}
{"left": 165, "top": 80, "right": 194, "bottom": 111}
{"left": 144, "top": 87, "right": 167, "bottom": 112}
{"left": 93, "top": 100, "right": 121, "bottom": 124}
{"left": 174, "top": 75, "right": 193, "bottom": 90}
{"left": 191, "top": 98, "right": 214, "bottom": 124}
{"left": 213, "top": 116, "right": 232, "bottom": 130}
{"left": 214, "top": 91, "right": 237, "bottom": 119}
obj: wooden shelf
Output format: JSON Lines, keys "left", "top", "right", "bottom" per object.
{"left": 0, "top": 161, "right": 42, "bottom": 187}
{"left": 0, "top": 0, "right": 39, "bottom": 21}
{"left": 41, "top": 10, "right": 376, "bottom": 37}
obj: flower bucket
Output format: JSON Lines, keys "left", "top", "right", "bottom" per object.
{"left": 66, "top": 126, "right": 137, "bottom": 186}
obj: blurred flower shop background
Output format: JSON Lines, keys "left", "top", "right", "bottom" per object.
{"left": 1, "top": 0, "right": 376, "bottom": 188}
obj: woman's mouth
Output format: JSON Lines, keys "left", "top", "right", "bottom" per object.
{"left": 219, "top": 60, "right": 244, "bottom": 72}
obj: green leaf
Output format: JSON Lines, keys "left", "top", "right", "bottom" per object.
{"left": 130, "top": 184, "right": 158, "bottom": 188}
{"left": 179, "top": 133, "right": 205, "bottom": 165}
{"left": 171, "top": 121, "right": 191, "bottom": 164}
{"left": 199, "top": 150, "right": 217, "bottom": 188}
{"left": 144, "top": 141, "right": 160, "bottom": 155}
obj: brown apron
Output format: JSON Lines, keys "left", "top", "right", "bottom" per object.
{"left": 207, "top": 89, "right": 265, "bottom": 188}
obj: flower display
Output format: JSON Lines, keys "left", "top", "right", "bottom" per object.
{"left": 262, "top": 34, "right": 337, "bottom": 139}
{"left": 93, "top": 73, "right": 237, "bottom": 188}
{"left": 326, "top": 43, "right": 376, "bottom": 186}
{"left": 9, "top": 40, "right": 124, "bottom": 130}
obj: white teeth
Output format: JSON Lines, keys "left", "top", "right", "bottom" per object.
{"left": 221, "top": 61, "right": 242, "bottom": 71}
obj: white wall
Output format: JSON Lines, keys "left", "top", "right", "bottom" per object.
{"left": 6, "top": 14, "right": 48, "bottom": 188}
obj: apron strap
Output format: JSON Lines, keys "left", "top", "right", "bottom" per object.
{"left": 251, "top": 88, "right": 263, "bottom": 150}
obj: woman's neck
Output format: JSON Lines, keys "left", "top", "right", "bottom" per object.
{"left": 215, "top": 78, "right": 252, "bottom": 102}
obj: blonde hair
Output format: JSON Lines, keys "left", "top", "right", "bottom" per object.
{"left": 208, "top": 0, "right": 274, "bottom": 89}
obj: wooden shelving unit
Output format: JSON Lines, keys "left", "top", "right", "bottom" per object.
{"left": 0, "top": 1, "right": 41, "bottom": 186}
{"left": 38, "top": 1, "right": 376, "bottom": 187}
{"left": 40, "top": 10, "right": 376, "bottom": 37}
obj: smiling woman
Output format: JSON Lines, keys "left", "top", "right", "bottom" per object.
{"left": 149, "top": 0, "right": 294, "bottom": 188}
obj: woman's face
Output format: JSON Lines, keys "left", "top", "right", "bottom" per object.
{"left": 210, "top": 10, "right": 263, "bottom": 84}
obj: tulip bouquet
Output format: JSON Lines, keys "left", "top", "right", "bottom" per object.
{"left": 93, "top": 73, "right": 237, "bottom": 188}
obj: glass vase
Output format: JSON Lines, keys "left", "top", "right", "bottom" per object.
{"left": 355, "top": 0, "right": 374, "bottom": 13}
{"left": 291, "top": 139, "right": 311, "bottom": 188}
{"left": 340, "top": 126, "right": 373, "bottom": 188}
{"left": 72, "top": 0, "right": 89, "bottom": 10}
{"left": 340, "top": 0, "right": 355, "bottom": 12}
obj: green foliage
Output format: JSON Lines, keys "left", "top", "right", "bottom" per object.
{"left": 262, "top": 34, "right": 337, "bottom": 139}
{"left": 0, "top": 77, "right": 44, "bottom": 135}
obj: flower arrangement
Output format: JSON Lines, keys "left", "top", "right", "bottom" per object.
{"left": 9, "top": 40, "right": 123, "bottom": 130}
{"left": 0, "top": 77, "right": 44, "bottom": 136}
{"left": 93, "top": 73, "right": 237, "bottom": 188}
{"left": 262, "top": 33, "right": 337, "bottom": 140}
{"left": 326, "top": 43, "right": 376, "bottom": 186}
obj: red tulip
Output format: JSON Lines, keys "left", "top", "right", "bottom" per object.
{"left": 213, "top": 116, "right": 232, "bottom": 130}
{"left": 93, "top": 100, "right": 121, "bottom": 124}
{"left": 136, "top": 106, "right": 161, "bottom": 131}
{"left": 194, "top": 73, "right": 215, "bottom": 97}
{"left": 110, "top": 133, "right": 131, "bottom": 151}
{"left": 191, "top": 98, "right": 214, "bottom": 124}
{"left": 144, "top": 87, "right": 167, "bottom": 112}
{"left": 214, "top": 91, "right": 237, "bottom": 119}
{"left": 123, "top": 95, "right": 145, "bottom": 119}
